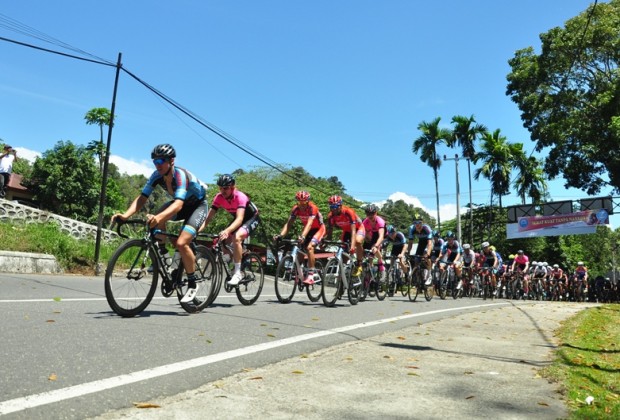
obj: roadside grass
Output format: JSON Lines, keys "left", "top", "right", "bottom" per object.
{"left": 543, "top": 304, "right": 620, "bottom": 419}
{"left": 0, "top": 221, "right": 123, "bottom": 274}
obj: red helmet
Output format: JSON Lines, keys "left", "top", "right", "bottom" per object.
{"left": 295, "top": 190, "right": 310, "bottom": 201}
{"left": 328, "top": 195, "right": 343, "bottom": 206}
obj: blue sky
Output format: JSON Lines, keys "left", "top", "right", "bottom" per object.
{"left": 0, "top": 0, "right": 612, "bottom": 224}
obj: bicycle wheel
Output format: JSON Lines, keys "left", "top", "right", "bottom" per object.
{"left": 375, "top": 269, "right": 388, "bottom": 301}
{"left": 236, "top": 252, "right": 264, "bottom": 305}
{"left": 104, "top": 239, "right": 158, "bottom": 317}
{"left": 322, "top": 258, "right": 342, "bottom": 307}
{"left": 408, "top": 270, "right": 420, "bottom": 302}
{"left": 306, "top": 260, "right": 323, "bottom": 303}
{"left": 176, "top": 245, "right": 217, "bottom": 313}
{"left": 438, "top": 270, "right": 448, "bottom": 300}
{"left": 423, "top": 274, "right": 434, "bottom": 301}
{"left": 274, "top": 255, "right": 297, "bottom": 303}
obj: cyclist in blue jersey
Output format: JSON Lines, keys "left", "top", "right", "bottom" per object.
{"left": 407, "top": 215, "right": 433, "bottom": 285}
{"left": 382, "top": 224, "right": 409, "bottom": 277}
{"left": 112, "top": 144, "right": 209, "bottom": 303}
{"left": 436, "top": 231, "right": 463, "bottom": 282}
{"left": 430, "top": 230, "right": 444, "bottom": 264}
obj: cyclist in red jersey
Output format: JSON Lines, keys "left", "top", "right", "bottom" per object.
{"left": 275, "top": 191, "right": 326, "bottom": 285}
{"left": 325, "top": 195, "right": 366, "bottom": 277}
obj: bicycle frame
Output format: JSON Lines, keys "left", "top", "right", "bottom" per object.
{"left": 321, "top": 240, "right": 359, "bottom": 306}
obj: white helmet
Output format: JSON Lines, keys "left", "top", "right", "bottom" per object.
{"left": 553, "top": 264, "right": 559, "bottom": 268}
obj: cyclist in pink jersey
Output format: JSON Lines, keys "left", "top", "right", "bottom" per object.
{"left": 201, "top": 174, "right": 260, "bottom": 286}
{"left": 510, "top": 249, "right": 530, "bottom": 295}
{"left": 362, "top": 204, "right": 387, "bottom": 278}
{"left": 275, "top": 191, "right": 326, "bottom": 285}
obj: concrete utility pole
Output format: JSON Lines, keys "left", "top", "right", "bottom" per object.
{"left": 444, "top": 154, "right": 461, "bottom": 242}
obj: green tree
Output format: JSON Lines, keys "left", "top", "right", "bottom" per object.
{"left": 512, "top": 153, "right": 548, "bottom": 205}
{"left": 412, "top": 117, "right": 452, "bottom": 231}
{"left": 378, "top": 200, "right": 434, "bottom": 232}
{"left": 473, "top": 129, "right": 515, "bottom": 208}
{"left": 506, "top": 0, "right": 620, "bottom": 195}
{"left": 84, "top": 107, "right": 112, "bottom": 174}
{"left": 24, "top": 141, "right": 101, "bottom": 221}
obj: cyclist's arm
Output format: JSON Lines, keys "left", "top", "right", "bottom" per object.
{"left": 199, "top": 207, "right": 218, "bottom": 232}
{"left": 113, "top": 194, "right": 148, "bottom": 222}
{"left": 224, "top": 207, "right": 246, "bottom": 236}
{"left": 300, "top": 216, "right": 315, "bottom": 240}
{"left": 150, "top": 199, "right": 183, "bottom": 227}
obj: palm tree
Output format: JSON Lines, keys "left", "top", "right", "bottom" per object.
{"left": 473, "top": 129, "right": 514, "bottom": 209}
{"left": 512, "top": 150, "right": 548, "bottom": 204}
{"left": 84, "top": 107, "right": 112, "bottom": 174}
{"left": 412, "top": 117, "right": 452, "bottom": 230}
{"left": 451, "top": 115, "right": 487, "bottom": 243}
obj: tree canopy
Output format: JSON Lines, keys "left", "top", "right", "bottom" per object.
{"left": 506, "top": 0, "right": 620, "bottom": 195}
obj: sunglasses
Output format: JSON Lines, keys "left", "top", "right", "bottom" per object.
{"left": 297, "top": 200, "right": 308, "bottom": 204}
{"left": 152, "top": 158, "right": 168, "bottom": 166}
{"left": 219, "top": 186, "right": 232, "bottom": 191}
{"left": 329, "top": 204, "right": 341, "bottom": 209}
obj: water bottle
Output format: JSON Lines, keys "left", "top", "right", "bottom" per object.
{"left": 170, "top": 250, "right": 181, "bottom": 271}
{"left": 160, "top": 248, "right": 172, "bottom": 268}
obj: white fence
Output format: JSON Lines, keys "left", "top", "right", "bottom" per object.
{"left": 0, "top": 199, "right": 117, "bottom": 241}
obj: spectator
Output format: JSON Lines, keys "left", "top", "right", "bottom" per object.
{"left": 0, "top": 145, "right": 18, "bottom": 198}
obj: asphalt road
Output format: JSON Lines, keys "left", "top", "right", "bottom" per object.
{"left": 0, "top": 273, "right": 588, "bottom": 419}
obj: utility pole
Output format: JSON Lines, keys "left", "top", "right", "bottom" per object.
{"left": 444, "top": 154, "right": 461, "bottom": 242}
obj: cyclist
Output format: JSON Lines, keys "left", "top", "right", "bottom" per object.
{"left": 460, "top": 243, "right": 476, "bottom": 291}
{"left": 407, "top": 215, "right": 433, "bottom": 285}
{"left": 480, "top": 241, "right": 498, "bottom": 291}
{"left": 510, "top": 250, "right": 530, "bottom": 297}
{"left": 275, "top": 191, "right": 326, "bottom": 285}
{"left": 201, "top": 174, "right": 260, "bottom": 286}
{"left": 550, "top": 263, "right": 567, "bottom": 299}
{"left": 325, "top": 195, "right": 366, "bottom": 276}
{"left": 111, "top": 144, "right": 209, "bottom": 303}
{"left": 383, "top": 224, "right": 409, "bottom": 284}
{"left": 362, "top": 204, "right": 387, "bottom": 279}
{"left": 574, "top": 261, "right": 589, "bottom": 292}
{"left": 436, "top": 231, "right": 462, "bottom": 284}
{"left": 430, "top": 230, "right": 444, "bottom": 265}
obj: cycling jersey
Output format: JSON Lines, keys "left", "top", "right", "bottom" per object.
{"left": 481, "top": 249, "right": 497, "bottom": 268}
{"left": 461, "top": 250, "right": 475, "bottom": 266}
{"left": 362, "top": 215, "right": 386, "bottom": 234}
{"left": 513, "top": 254, "right": 529, "bottom": 270}
{"left": 211, "top": 189, "right": 259, "bottom": 223}
{"left": 440, "top": 240, "right": 461, "bottom": 262}
{"left": 383, "top": 231, "right": 407, "bottom": 246}
{"left": 431, "top": 238, "right": 444, "bottom": 259}
{"left": 327, "top": 206, "right": 363, "bottom": 233}
{"left": 407, "top": 223, "right": 433, "bottom": 240}
{"left": 142, "top": 166, "right": 207, "bottom": 203}
{"left": 552, "top": 268, "right": 564, "bottom": 279}
{"left": 289, "top": 202, "right": 323, "bottom": 230}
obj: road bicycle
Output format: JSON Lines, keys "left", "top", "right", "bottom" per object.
{"left": 199, "top": 233, "right": 265, "bottom": 306}
{"left": 321, "top": 240, "right": 361, "bottom": 307}
{"left": 358, "top": 250, "right": 387, "bottom": 302}
{"left": 460, "top": 265, "right": 479, "bottom": 298}
{"left": 104, "top": 219, "right": 217, "bottom": 317}
{"left": 436, "top": 260, "right": 459, "bottom": 300}
{"left": 385, "top": 254, "right": 410, "bottom": 297}
{"left": 479, "top": 266, "right": 494, "bottom": 300}
{"left": 408, "top": 255, "right": 433, "bottom": 302}
{"left": 273, "top": 238, "right": 323, "bottom": 303}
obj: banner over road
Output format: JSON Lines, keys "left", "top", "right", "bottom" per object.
{"left": 506, "top": 209, "right": 609, "bottom": 239}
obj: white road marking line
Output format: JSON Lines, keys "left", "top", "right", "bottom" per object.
{"left": 0, "top": 302, "right": 507, "bottom": 415}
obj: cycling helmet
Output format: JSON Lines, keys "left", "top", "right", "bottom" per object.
{"left": 517, "top": 249, "right": 524, "bottom": 254}
{"left": 412, "top": 213, "right": 423, "bottom": 224}
{"left": 537, "top": 262, "right": 544, "bottom": 267}
{"left": 532, "top": 261, "right": 538, "bottom": 266}
{"left": 481, "top": 241, "right": 490, "bottom": 248}
{"left": 508, "top": 254, "right": 515, "bottom": 259}
{"left": 578, "top": 261, "right": 584, "bottom": 266}
{"left": 216, "top": 174, "right": 236, "bottom": 187}
{"left": 542, "top": 261, "right": 548, "bottom": 266}
{"left": 151, "top": 143, "right": 176, "bottom": 159}
{"left": 445, "top": 231, "right": 455, "bottom": 239}
{"left": 328, "top": 195, "right": 342, "bottom": 206}
{"left": 295, "top": 190, "right": 310, "bottom": 201}
{"left": 462, "top": 243, "right": 471, "bottom": 250}
{"left": 433, "top": 230, "right": 441, "bottom": 238}
{"left": 386, "top": 224, "right": 396, "bottom": 234}
{"left": 553, "top": 264, "right": 559, "bottom": 268}
{"left": 365, "top": 204, "right": 378, "bottom": 214}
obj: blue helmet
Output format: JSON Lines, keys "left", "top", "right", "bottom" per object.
{"left": 386, "top": 224, "right": 395, "bottom": 234}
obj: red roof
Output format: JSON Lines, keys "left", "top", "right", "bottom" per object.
{"left": 8, "top": 173, "right": 28, "bottom": 192}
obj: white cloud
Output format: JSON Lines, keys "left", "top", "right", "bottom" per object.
{"left": 375, "top": 191, "right": 462, "bottom": 223}
{"left": 14, "top": 147, "right": 152, "bottom": 178}
{"left": 14, "top": 147, "right": 41, "bottom": 162}
{"left": 109, "top": 155, "right": 152, "bottom": 177}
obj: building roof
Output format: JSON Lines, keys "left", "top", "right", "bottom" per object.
{"left": 8, "top": 173, "right": 28, "bottom": 192}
